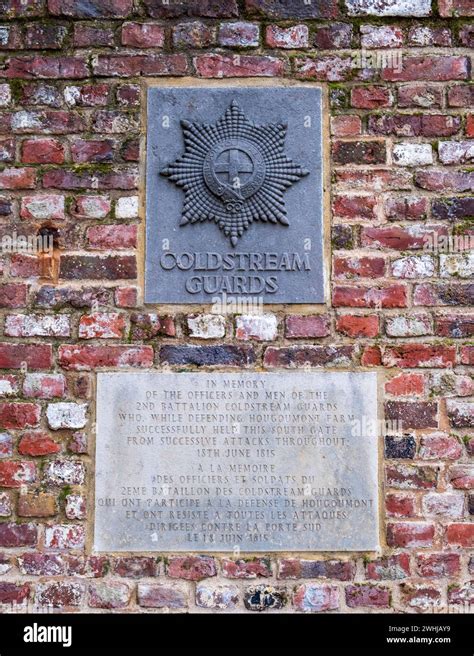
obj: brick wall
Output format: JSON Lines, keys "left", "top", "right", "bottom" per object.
{"left": 0, "top": 0, "right": 472, "bottom": 613}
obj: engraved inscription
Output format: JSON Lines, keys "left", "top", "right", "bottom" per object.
{"left": 94, "top": 372, "right": 379, "bottom": 552}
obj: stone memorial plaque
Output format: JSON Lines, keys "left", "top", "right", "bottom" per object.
{"left": 94, "top": 372, "right": 379, "bottom": 552}
{"left": 144, "top": 85, "right": 324, "bottom": 304}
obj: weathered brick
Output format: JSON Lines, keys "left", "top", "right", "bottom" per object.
{"left": 264, "top": 345, "right": 353, "bottom": 368}
{"left": 161, "top": 345, "right": 255, "bottom": 368}
{"left": 387, "top": 522, "right": 434, "bottom": 548}
{"left": 246, "top": 0, "right": 338, "bottom": 18}
{"left": 346, "top": 0, "right": 431, "bottom": 16}
{"left": 366, "top": 554, "right": 411, "bottom": 580}
{"left": 218, "top": 22, "right": 259, "bottom": 47}
{"left": 23, "top": 373, "right": 66, "bottom": 399}
{"left": 88, "top": 581, "right": 130, "bottom": 609}
{"left": 59, "top": 255, "right": 136, "bottom": 280}
{"left": 416, "top": 553, "right": 460, "bottom": 578}
{"left": 59, "top": 344, "right": 153, "bottom": 370}
{"left": 79, "top": 313, "right": 126, "bottom": 339}
{"left": 18, "top": 431, "right": 60, "bottom": 456}
{"left": 266, "top": 24, "right": 308, "bottom": 49}
{"left": 446, "top": 524, "right": 474, "bottom": 547}
{"left": 333, "top": 284, "right": 407, "bottom": 308}
{"left": 196, "top": 584, "right": 239, "bottom": 610}
{"left": 167, "top": 556, "right": 216, "bottom": 581}
{"left": 48, "top": 0, "right": 133, "bottom": 18}
{"left": 121, "top": 22, "right": 165, "bottom": 48}
{"left": 138, "top": 583, "right": 188, "bottom": 608}
{"left": 382, "top": 56, "right": 469, "bottom": 82}
{"left": 385, "top": 401, "right": 438, "bottom": 429}
{"left": 44, "top": 524, "right": 85, "bottom": 550}
{"left": 18, "top": 492, "right": 57, "bottom": 517}
{"left": 4, "top": 314, "right": 70, "bottom": 338}
{"left": 345, "top": 584, "right": 390, "bottom": 608}
{"left": 285, "top": 315, "right": 330, "bottom": 339}
{"left": 194, "top": 54, "right": 285, "bottom": 78}
{"left": 0, "top": 461, "right": 36, "bottom": 488}
{"left": 0, "top": 522, "right": 37, "bottom": 547}
{"left": 293, "top": 584, "right": 339, "bottom": 612}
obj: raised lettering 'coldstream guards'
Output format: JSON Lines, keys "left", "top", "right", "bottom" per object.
{"left": 161, "top": 101, "right": 309, "bottom": 246}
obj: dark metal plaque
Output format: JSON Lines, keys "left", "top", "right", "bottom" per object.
{"left": 145, "top": 86, "right": 324, "bottom": 304}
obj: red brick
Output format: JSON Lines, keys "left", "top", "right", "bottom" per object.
{"left": 0, "top": 168, "right": 35, "bottom": 190}
{"left": 72, "top": 195, "right": 111, "bottom": 219}
{"left": 115, "top": 287, "right": 137, "bottom": 308}
{"left": 18, "top": 431, "right": 60, "bottom": 456}
{"left": 447, "top": 84, "right": 474, "bottom": 108}
{"left": 222, "top": 558, "right": 271, "bottom": 579}
{"left": 0, "top": 284, "right": 28, "bottom": 308}
{"left": 20, "top": 195, "right": 65, "bottom": 220}
{"left": 86, "top": 224, "right": 137, "bottom": 250}
{"left": 0, "top": 461, "right": 36, "bottom": 487}
{"left": 265, "top": 24, "right": 308, "bottom": 48}
{"left": 48, "top": 0, "right": 133, "bottom": 18}
{"left": 439, "top": 0, "right": 474, "bottom": 17}
{"left": 113, "top": 557, "right": 157, "bottom": 578}
{"left": 25, "top": 23, "right": 67, "bottom": 49}
{"left": 336, "top": 168, "right": 412, "bottom": 191}
{"left": 334, "top": 256, "right": 385, "bottom": 279}
{"left": 333, "top": 284, "right": 407, "bottom": 308}
{"left": 331, "top": 115, "right": 361, "bottom": 137}
{"left": 172, "top": 22, "right": 216, "bottom": 48}
{"left": 361, "top": 345, "right": 382, "bottom": 366}
{"left": 419, "top": 434, "right": 462, "bottom": 460}
{"left": 60, "top": 255, "right": 136, "bottom": 280}
{"left": 92, "top": 54, "right": 188, "bottom": 77}
{"left": 284, "top": 315, "right": 330, "bottom": 338}
{"left": 416, "top": 553, "right": 460, "bottom": 578}
{"left": 449, "top": 465, "right": 474, "bottom": 490}
{"left": 446, "top": 524, "right": 474, "bottom": 547}
{"left": 4, "top": 56, "right": 89, "bottom": 80}
{"left": 382, "top": 56, "right": 469, "bottom": 82}
{"left": 88, "top": 581, "right": 131, "bottom": 609}
{"left": 0, "top": 24, "right": 23, "bottom": 49}
{"left": 366, "top": 554, "right": 411, "bottom": 580}
{"left": 294, "top": 56, "right": 352, "bottom": 81}
{"left": 332, "top": 140, "right": 386, "bottom": 165}
{"left": 0, "top": 402, "right": 40, "bottom": 429}
{"left": 294, "top": 584, "right": 339, "bottom": 612}
{"left": 121, "top": 22, "right": 165, "bottom": 48}
{"left": 336, "top": 315, "right": 379, "bottom": 338}
{"left": 313, "top": 23, "right": 352, "bottom": 49}
{"left": 0, "top": 582, "right": 30, "bottom": 607}
{"left": 461, "top": 346, "right": 474, "bottom": 365}
{"left": 414, "top": 283, "right": 473, "bottom": 307}
{"left": 386, "top": 373, "right": 425, "bottom": 396}
{"left": 194, "top": 54, "right": 285, "bottom": 78}
{"left": 466, "top": 114, "right": 474, "bottom": 137}
{"left": 351, "top": 86, "right": 392, "bottom": 109}
{"left": 435, "top": 314, "right": 474, "bottom": 338}
{"left": 43, "top": 168, "right": 138, "bottom": 190}
{"left": 361, "top": 225, "right": 448, "bottom": 250}
{"left": 387, "top": 522, "right": 435, "bottom": 548}
{"left": 218, "top": 22, "right": 259, "bottom": 47}
{"left": 386, "top": 464, "right": 437, "bottom": 490}
{"left": 58, "top": 345, "right": 153, "bottom": 371}
{"left": 144, "top": 0, "right": 238, "bottom": 18}
{"left": 386, "top": 493, "right": 417, "bottom": 518}
{"left": 415, "top": 170, "right": 473, "bottom": 192}
{"left": 0, "top": 138, "right": 15, "bottom": 163}
{"left": 10, "top": 255, "right": 40, "bottom": 279}
{"left": 264, "top": 345, "right": 353, "bottom": 368}
{"left": 0, "top": 343, "right": 52, "bottom": 369}
{"left": 167, "top": 556, "right": 216, "bottom": 581}
{"left": 383, "top": 344, "right": 456, "bottom": 368}
{"left": 246, "top": 0, "right": 337, "bottom": 18}
{"left": 44, "top": 524, "right": 85, "bottom": 550}
{"left": 73, "top": 24, "right": 115, "bottom": 47}
{"left": 79, "top": 313, "right": 126, "bottom": 339}
{"left": 332, "top": 195, "right": 377, "bottom": 220}
{"left": 71, "top": 139, "right": 114, "bottom": 164}
{"left": 345, "top": 585, "right": 390, "bottom": 608}
{"left": 398, "top": 83, "right": 443, "bottom": 109}
{"left": 64, "top": 84, "right": 110, "bottom": 107}
{"left": 0, "top": 522, "right": 37, "bottom": 547}
{"left": 385, "top": 401, "right": 438, "bottom": 429}
{"left": 18, "top": 492, "right": 57, "bottom": 517}
{"left": 23, "top": 373, "right": 66, "bottom": 399}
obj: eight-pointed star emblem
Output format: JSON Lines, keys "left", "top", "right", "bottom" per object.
{"left": 161, "top": 101, "right": 309, "bottom": 247}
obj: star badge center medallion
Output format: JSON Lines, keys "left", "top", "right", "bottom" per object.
{"left": 161, "top": 101, "right": 309, "bottom": 247}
